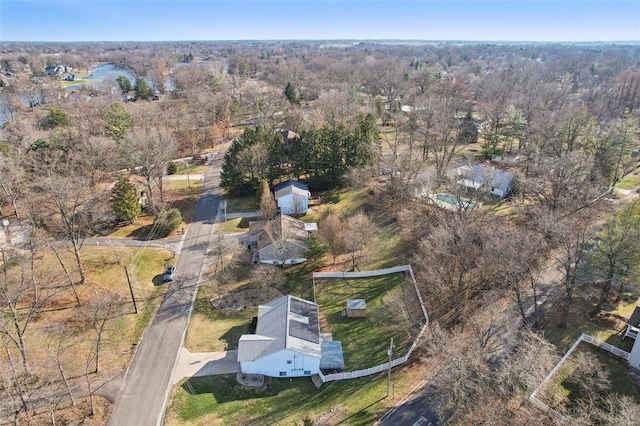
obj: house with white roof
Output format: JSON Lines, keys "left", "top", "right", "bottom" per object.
{"left": 274, "top": 179, "right": 311, "bottom": 215}
{"left": 237, "top": 295, "right": 322, "bottom": 377}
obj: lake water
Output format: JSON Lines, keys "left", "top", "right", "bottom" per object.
{"left": 0, "top": 64, "right": 134, "bottom": 127}
{"left": 64, "top": 63, "right": 134, "bottom": 91}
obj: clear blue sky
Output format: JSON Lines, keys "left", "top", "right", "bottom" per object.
{"left": 1, "top": 1, "right": 639, "bottom": 42}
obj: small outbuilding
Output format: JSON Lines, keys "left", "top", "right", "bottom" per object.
{"left": 346, "top": 299, "right": 366, "bottom": 318}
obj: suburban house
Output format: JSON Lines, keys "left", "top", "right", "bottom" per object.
{"left": 455, "top": 164, "right": 515, "bottom": 198}
{"left": 281, "top": 129, "right": 298, "bottom": 148}
{"left": 248, "top": 214, "right": 310, "bottom": 265}
{"left": 237, "top": 295, "right": 322, "bottom": 377}
{"left": 274, "top": 179, "right": 311, "bottom": 215}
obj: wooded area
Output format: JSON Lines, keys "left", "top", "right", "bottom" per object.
{"left": 1, "top": 40, "right": 640, "bottom": 424}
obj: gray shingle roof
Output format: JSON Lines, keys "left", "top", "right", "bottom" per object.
{"left": 237, "top": 295, "right": 321, "bottom": 362}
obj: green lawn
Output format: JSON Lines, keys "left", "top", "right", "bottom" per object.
{"left": 223, "top": 195, "right": 257, "bottom": 213}
{"left": 315, "top": 274, "right": 413, "bottom": 368}
{"left": 184, "top": 298, "right": 253, "bottom": 352}
{"left": 615, "top": 174, "right": 640, "bottom": 190}
{"left": 302, "top": 188, "right": 369, "bottom": 223}
{"left": 58, "top": 78, "right": 99, "bottom": 87}
{"left": 173, "top": 164, "right": 208, "bottom": 176}
{"left": 215, "top": 217, "right": 254, "bottom": 233}
{"left": 166, "top": 371, "right": 395, "bottom": 426}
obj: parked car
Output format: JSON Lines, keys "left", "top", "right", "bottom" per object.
{"left": 163, "top": 265, "right": 176, "bottom": 282}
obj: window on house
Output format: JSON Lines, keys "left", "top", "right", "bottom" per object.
{"left": 279, "top": 371, "right": 287, "bottom": 377}
{"left": 287, "top": 360, "right": 292, "bottom": 364}
{"left": 304, "top": 370, "right": 311, "bottom": 375}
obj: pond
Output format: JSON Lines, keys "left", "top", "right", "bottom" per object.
{"left": 64, "top": 63, "right": 135, "bottom": 91}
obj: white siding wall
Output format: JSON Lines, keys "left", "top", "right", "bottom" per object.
{"left": 630, "top": 337, "right": 640, "bottom": 370}
{"left": 277, "top": 194, "right": 309, "bottom": 215}
{"left": 240, "top": 349, "right": 320, "bottom": 377}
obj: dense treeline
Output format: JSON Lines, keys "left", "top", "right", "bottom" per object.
{"left": 221, "top": 112, "right": 379, "bottom": 193}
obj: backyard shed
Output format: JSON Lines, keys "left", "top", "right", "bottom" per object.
{"left": 320, "top": 341, "right": 345, "bottom": 371}
{"left": 346, "top": 299, "right": 366, "bottom": 317}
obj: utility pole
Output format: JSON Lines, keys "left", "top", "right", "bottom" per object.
{"left": 124, "top": 266, "right": 138, "bottom": 314}
{"left": 386, "top": 337, "right": 394, "bottom": 398}
{"left": 186, "top": 159, "right": 191, "bottom": 189}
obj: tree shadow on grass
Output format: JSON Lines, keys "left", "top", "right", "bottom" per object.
{"left": 219, "top": 323, "right": 250, "bottom": 350}
{"left": 126, "top": 224, "right": 158, "bottom": 240}
{"left": 181, "top": 375, "right": 314, "bottom": 403}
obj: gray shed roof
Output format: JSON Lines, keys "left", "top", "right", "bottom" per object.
{"left": 347, "top": 299, "right": 366, "bottom": 310}
{"left": 320, "top": 341, "right": 345, "bottom": 370}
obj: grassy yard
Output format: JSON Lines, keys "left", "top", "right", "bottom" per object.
{"left": 184, "top": 298, "right": 254, "bottom": 352}
{"left": 172, "top": 164, "right": 208, "bottom": 176}
{"left": 165, "top": 361, "right": 430, "bottom": 426}
{"left": 539, "top": 343, "right": 640, "bottom": 421}
{"left": 223, "top": 195, "right": 257, "bottom": 213}
{"left": 315, "top": 274, "right": 414, "bottom": 368}
{"left": 302, "top": 188, "right": 369, "bottom": 223}
{"left": 58, "top": 78, "right": 99, "bottom": 88}
{"left": 615, "top": 174, "right": 640, "bottom": 190}
{"left": 214, "top": 217, "right": 255, "bottom": 233}
{"left": 26, "top": 245, "right": 172, "bottom": 378}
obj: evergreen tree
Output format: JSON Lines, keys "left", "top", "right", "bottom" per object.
{"left": 152, "top": 208, "right": 182, "bottom": 238}
{"left": 284, "top": 81, "right": 300, "bottom": 105}
{"left": 105, "top": 102, "right": 133, "bottom": 141}
{"left": 42, "top": 107, "right": 71, "bottom": 129}
{"left": 116, "top": 75, "right": 132, "bottom": 94}
{"left": 111, "top": 176, "right": 142, "bottom": 223}
{"left": 256, "top": 179, "right": 271, "bottom": 206}
{"left": 134, "top": 77, "right": 152, "bottom": 101}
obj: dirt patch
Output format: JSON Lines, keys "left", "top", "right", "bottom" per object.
{"left": 210, "top": 287, "right": 283, "bottom": 310}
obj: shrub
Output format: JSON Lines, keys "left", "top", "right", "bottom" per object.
{"left": 167, "top": 161, "right": 177, "bottom": 175}
{"left": 152, "top": 208, "right": 182, "bottom": 238}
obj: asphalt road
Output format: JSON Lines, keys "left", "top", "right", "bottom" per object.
{"left": 107, "top": 156, "right": 222, "bottom": 426}
{"left": 377, "top": 384, "right": 440, "bottom": 426}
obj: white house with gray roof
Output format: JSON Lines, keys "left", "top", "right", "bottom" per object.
{"left": 237, "top": 295, "right": 322, "bottom": 377}
{"left": 274, "top": 179, "right": 311, "bottom": 215}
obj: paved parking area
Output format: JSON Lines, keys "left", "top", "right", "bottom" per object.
{"left": 172, "top": 348, "right": 240, "bottom": 384}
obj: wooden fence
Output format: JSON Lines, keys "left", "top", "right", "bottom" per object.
{"left": 313, "top": 265, "right": 429, "bottom": 383}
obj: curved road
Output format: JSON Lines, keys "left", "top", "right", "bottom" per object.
{"left": 107, "top": 155, "right": 222, "bottom": 426}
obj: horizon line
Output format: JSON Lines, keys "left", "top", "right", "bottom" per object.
{"left": 2, "top": 38, "right": 639, "bottom": 44}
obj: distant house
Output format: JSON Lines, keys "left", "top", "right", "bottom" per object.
{"left": 274, "top": 179, "right": 311, "bottom": 215}
{"left": 248, "top": 214, "right": 311, "bottom": 265}
{"left": 281, "top": 129, "right": 298, "bottom": 148}
{"left": 237, "top": 295, "right": 322, "bottom": 377}
{"left": 455, "top": 164, "right": 515, "bottom": 198}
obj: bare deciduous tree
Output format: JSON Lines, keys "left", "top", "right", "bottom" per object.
{"left": 319, "top": 210, "right": 348, "bottom": 265}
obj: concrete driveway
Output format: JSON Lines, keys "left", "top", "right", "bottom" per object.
{"left": 172, "top": 348, "right": 240, "bottom": 384}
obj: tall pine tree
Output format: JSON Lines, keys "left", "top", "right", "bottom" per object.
{"left": 111, "top": 176, "right": 142, "bottom": 222}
